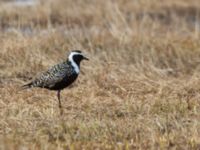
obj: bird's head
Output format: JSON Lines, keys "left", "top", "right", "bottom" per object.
{"left": 68, "top": 50, "right": 89, "bottom": 66}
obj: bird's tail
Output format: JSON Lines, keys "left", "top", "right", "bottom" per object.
{"left": 20, "top": 82, "right": 33, "bottom": 90}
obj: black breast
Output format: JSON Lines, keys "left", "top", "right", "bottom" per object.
{"left": 49, "top": 73, "right": 78, "bottom": 90}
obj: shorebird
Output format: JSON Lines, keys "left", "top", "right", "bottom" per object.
{"left": 22, "top": 50, "right": 89, "bottom": 113}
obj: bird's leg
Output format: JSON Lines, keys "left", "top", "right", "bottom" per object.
{"left": 57, "top": 90, "right": 62, "bottom": 108}
{"left": 57, "top": 90, "right": 63, "bottom": 115}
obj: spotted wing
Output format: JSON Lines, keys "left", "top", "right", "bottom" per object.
{"left": 22, "top": 62, "right": 74, "bottom": 89}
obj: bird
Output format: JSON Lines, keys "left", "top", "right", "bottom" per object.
{"left": 22, "top": 50, "right": 89, "bottom": 114}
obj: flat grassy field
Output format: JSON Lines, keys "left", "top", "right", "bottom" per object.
{"left": 0, "top": 0, "right": 200, "bottom": 149}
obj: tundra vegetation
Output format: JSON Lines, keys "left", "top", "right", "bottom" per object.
{"left": 0, "top": 0, "right": 199, "bottom": 149}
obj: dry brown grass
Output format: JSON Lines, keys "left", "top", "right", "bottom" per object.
{"left": 0, "top": 0, "right": 200, "bottom": 149}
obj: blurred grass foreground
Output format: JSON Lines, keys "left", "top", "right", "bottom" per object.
{"left": 0, "top": 0, "right": 200, "bottom": 149}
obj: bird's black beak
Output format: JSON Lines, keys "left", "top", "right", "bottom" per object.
{"left": 83, "top": 56, "right": 89, "bottom": 60}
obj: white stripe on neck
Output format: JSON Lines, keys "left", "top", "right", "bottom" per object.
{"left": 68, "top": 52, "right": 81, "bottom": 74}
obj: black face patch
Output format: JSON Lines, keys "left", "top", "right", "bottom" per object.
{"left": 72, "top": 54, "right": 84, "bottom": 66}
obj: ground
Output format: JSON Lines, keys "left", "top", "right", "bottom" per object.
{"left": 0, "top": 0, "right": 200, "bottom": 149}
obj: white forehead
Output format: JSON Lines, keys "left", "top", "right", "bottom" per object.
{"left": 68, "top": 52, "right": 83, "bottom": 59}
